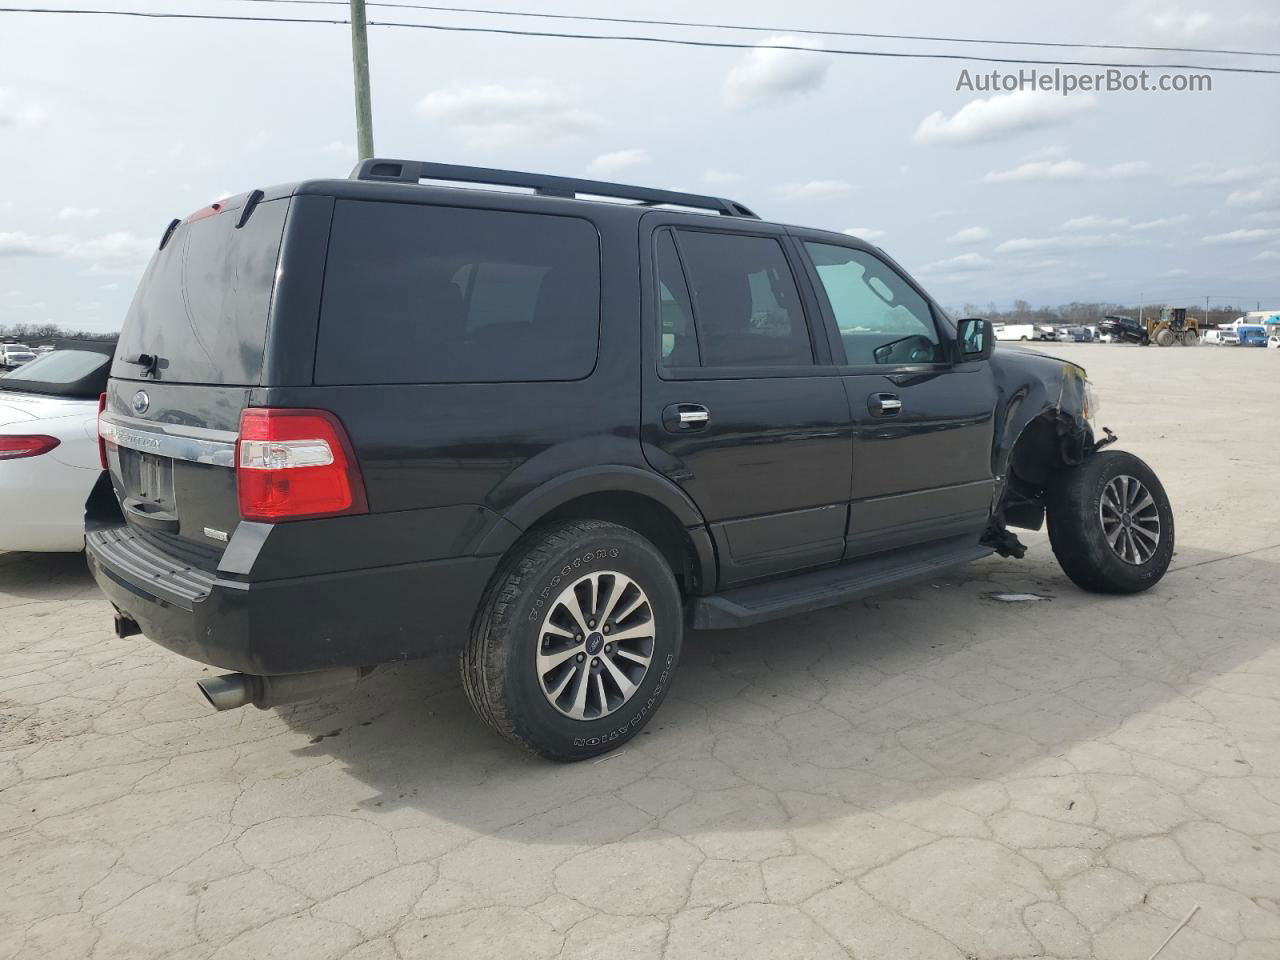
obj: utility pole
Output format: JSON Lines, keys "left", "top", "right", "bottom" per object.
{"left": 1205, "top": 295, "right": 1210, "bottom": 325}
{"left": 350, "top": 0, "right": 375, "bottom": 160}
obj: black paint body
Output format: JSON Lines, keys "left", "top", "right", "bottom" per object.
{"left": 86, "top": 176, "right": 1090, "bottom": 675}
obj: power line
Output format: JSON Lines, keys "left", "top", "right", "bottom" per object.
{"left": 229, "top": 0, "right": 1280, "bottom": 60}
{"left": 5, "top": 7, "right": 1280, "bottom": 74}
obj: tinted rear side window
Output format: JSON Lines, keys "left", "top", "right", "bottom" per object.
{"left": 673, "top": 230, "right": 812, "bottom": 367}
{"left": 316, "top": 200, "right": 600, "bottom": 384}
{"left": 112, "top": 198, "right": 288, "bottom": 385}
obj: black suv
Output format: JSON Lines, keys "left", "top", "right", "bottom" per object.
{"left": 1099, "top": 314, "right": 1149, "bottom": 344}
{"left": 87, "top": 159, "right": 1174, "bottom": 760}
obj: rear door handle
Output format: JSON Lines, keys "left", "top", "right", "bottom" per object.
{"left": 868, "top": 393, "right": 902, "bottom": 417}
{"left": 662, "top": 403, "right": 711, "bottom": 433}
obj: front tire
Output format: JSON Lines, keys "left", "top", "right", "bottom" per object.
{"left": 1046, "top": 450, "right": 1174, "bottom": 594}
{"left": 461, "top": 519, "right": 683, "bottom": 761}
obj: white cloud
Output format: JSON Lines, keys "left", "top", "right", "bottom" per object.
{"left": 843, "top": 227, "right": 886, "bottom": 241}
{"left": 68, "top": 231, "right": 153, "bottom": 262}
{"left": 587, "top": 148, "right": 651, "bottom": 178}
{"left": 913, "top": 90, "right": 1096, "bottom": 146}
{"left": 1175, "top": 163, "right": 1270, "bottom": 186}
{"left": 983, "top": 159, "right": 1148, "bottom": 183}
{"left": 416, "top": 82, "right": 598, "bottom": 146}
{"left": 777, "top": 180, "right": 851, "bottom": 201}
{"left": 0, "top": 232, "right": 67, "bottom": 256}
{"left": 1007, "top": 258, "right": 1067, "bottom": 272}
{"left": 724, "top": 35, "right": 829, "bottom": 109}
{"left": 920, "top": 253, "right": 992, "bottom": 273}
{"left": 321, "top": 140, "right": 354, "bottom": 157}
{"left": 1131, "top": 214, "right": 1191, "bottom": 231}
{"left": 947, "top": 226, "right": 991, "bottom": 244}
{"left": 1149, "top": 11, "right": 1214, "bottom": 38}
{"left": 1062, "top": 215, "right": 1129, "bottom": 231}
{"left": 1253, "top": 250, "right": 1280, "bottom": 262}
{"left": 0, "top": 87, "right": 45, "bottom": 128}
{"left": 702, "top": 168, "right": 743, "bottom": 185}
{"left": 0, "top": 230, "right": 152, "bottom": 263}
{"left": 1161, "top": 268, "right": 1189, "bottom": 277}
{"left": 56, "top": 207, "right": 101, "bottom": 221}
{"left": 1226, "top": 179, "right": 1280, "bottom": 211}
{"left": 995, "top": 233, "right": 1132, "bottom": 254}
{"left": 1202, "top": 227, "right": 1280, "bottom": 246}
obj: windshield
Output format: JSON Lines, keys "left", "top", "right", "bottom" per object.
{"left": 0, "top": 348, "right": 112, "bottom": 398}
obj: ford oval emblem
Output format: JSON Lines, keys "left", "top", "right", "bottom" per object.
{"left": 132, "top": 390, "right": 150, "bottom": 415}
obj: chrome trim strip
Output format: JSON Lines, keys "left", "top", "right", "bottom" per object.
{"left": 100, "top": 417, "right": 236, "bottom": 467}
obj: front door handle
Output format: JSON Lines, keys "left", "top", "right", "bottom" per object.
{"left": 868, "top": 393, "right": 902, "bottom": 417}
{"left": 662, "top": 403, "right": 711, "bottom": 433}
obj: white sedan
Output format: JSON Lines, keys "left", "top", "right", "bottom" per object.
{"left": 0, "top": 347, "right": 112, "bottom": 552}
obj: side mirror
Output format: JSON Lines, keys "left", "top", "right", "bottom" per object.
{"left": 957, "top": 318, "right": 994, "bottom": 361}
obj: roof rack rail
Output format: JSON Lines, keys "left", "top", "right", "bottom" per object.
{"left": 349, "top": 158, "right": 759, "bottom": 219}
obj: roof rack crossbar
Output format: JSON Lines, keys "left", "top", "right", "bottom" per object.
{"left": 350, "top": 159, "right": 758, "bottom": 219}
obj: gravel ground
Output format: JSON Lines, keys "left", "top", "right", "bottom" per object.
{"left": 2, "top": 342, "right": 1278, "bottom": 960}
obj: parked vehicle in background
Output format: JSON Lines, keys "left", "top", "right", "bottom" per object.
{"left": 1237, "top": 325, "right": 1268, "bottom": 347}
{"left": 1099, "top": 315, "right": 1148, "bottom": 345}
{"left": 85, "top": 159, "right": 1174, "bottom": 760}
{"left": 994, "top": 323, "right": 1036, "bottom": 342}
{"left": 1, "top": 344, "right": 37, "bottom": 369}
{"left": 1267, "top": 335, "right": 1279, "bottom": 349}
{"left": 1036, "top": 325, "right": 1056, "bottom": 341}
{"left": 1056, "top": 326, "right": 1093, "bottom": 343}
{"left": 0, "top": 343, "right": 114, "bottom": 551}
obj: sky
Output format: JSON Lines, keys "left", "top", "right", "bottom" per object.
{"left": 0, "top": 0, "right": 1278, "bottom": 332}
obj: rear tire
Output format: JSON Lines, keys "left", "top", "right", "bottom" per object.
{"left": 1183, "top": 331, "right": 1199, "bottom": 346}
{"left": 461, "top": 519, "right": 682, "bottom": 761}
{"left": 1046, "top": 450, "right": 1174, "bottom": 594}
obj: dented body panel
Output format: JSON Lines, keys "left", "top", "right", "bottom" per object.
{"left": 986, "top": 346, "right": 1099, "bottom": 534}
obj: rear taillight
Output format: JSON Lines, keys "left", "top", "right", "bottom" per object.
{"left": 97, "top": 392, "right": 109, "bottom": 469}
{"left": 236, "top": 408, "right": 368, "bottom": 522}
{"left": 0, "top": 435, "right": 60, "bottom": 460}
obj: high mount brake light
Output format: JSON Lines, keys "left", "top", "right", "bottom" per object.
{"left": 0, "top": 434, "right": 60, "bottom": 460}
{"left": 236, "top": 409, "right": 368, "bottom": 522}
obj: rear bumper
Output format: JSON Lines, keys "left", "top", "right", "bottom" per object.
{"left": 86, "top": 523, "right": 498, "bottom": 675}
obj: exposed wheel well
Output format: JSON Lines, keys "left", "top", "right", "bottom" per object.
{"left": 1002, "top": 412, "right": 1093, "bottom": 530}
{"left": 535, "top": 492, "right": 701, "bottom": 594}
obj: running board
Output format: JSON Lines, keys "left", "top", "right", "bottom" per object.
{"left": 691, "top": 537, "right": 994, "bottom": 629}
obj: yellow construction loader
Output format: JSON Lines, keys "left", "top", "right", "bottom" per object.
{"left": 1145, "top": 307, "right": 1200, "bottom": 346}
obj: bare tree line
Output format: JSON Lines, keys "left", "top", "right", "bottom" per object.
{"left": 0, "top": 321, "right": 117, "bottom": 342}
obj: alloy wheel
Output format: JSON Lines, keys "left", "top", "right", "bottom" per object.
{"left": 1099, "top": 474, "right": 1161, "bottom": 565}
{"left": 535, "top": 571, "right": 655, "bottom": 720}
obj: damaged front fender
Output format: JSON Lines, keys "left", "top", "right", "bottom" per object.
{"left": 987, "top": 348, "right": 1112, "bottom": 534}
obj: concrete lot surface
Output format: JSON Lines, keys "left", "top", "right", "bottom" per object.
{"left": 2, "top": 344, "right": 1278, "bottom": 960}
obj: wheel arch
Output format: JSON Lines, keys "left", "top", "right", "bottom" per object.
{"left": 477, "top": 467, "right": 717, "bottom": 595}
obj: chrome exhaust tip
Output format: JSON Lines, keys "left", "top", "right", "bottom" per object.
{"left": 196, "top": 667, "right": 367, "bottom": 712}
{"left": 197, "top": 673, "right": 256, "bottom": 711}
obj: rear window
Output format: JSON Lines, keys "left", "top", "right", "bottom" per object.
{"left": 0, "top": 349, "right": 111, "bottom": 398}
{"left": 112, "top": 198, "right": 289, "bottom": 385}
{"left": 315, "top": 200, "right": 600, "bottom": 384}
